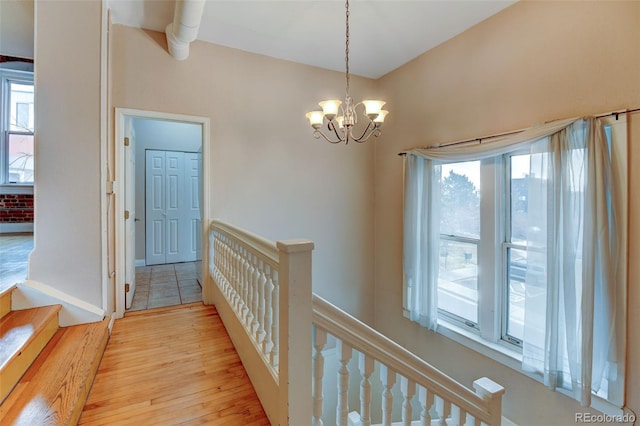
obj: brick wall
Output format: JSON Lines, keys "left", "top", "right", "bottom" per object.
{"left": 0, "top": 194, "right": 34, "bottom": 223}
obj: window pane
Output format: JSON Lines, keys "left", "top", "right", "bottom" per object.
{"left": 506, "top": 247, "right": 526, "bottom": 340}
{"left": 8, "top": 133, "right": 34, "bottom": 183}
{"left": 507, "top": 247, "right": 547, "bottom": 342}
{"left": 440, "top": 161, "right": 480, "bottom": 239}
{"left": 510, "top": 155, "right": 530, "bottom": 245}
{"left": 9, "top": 81, "right": 35, "bottom": 132}
{"left": 438, "top": 239, "right": 478, "bottom": 323}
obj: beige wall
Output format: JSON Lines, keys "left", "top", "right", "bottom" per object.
{"left": 373, "top": 1, "right": 640, "bottom": 424}
{"left": 29, "top": 0, "right": 104, "bottom": 307}
{"left": 0, "top": 0, "right": 34, "bottom": 59}
{"left": 111, "top": 25, "right": 377, "bottom": 322}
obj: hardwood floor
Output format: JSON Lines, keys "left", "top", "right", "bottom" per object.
{"left": 0, "top": 233, "right": 33, "bottom": 291}
{"left": 79, "top": 303, "right": 269, "bottom": 426}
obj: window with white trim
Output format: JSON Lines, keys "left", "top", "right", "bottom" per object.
{"left": 403, "top": 116, "right": 627, "bottom": 409}
{"left": 1, "top": 69, "right": 34, "bottom": 185}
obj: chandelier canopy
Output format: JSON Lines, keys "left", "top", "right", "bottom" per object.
{"left": 305, "top": 0, "right": 388, "bottom": 144}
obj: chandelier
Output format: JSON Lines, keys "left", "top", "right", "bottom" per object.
{"left": 305, "top": 0, "right": 388, "bottom": 144}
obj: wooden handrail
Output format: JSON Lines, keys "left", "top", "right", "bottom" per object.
{"left": 210, "top": 219, "right": 279, "bottom": 265}
{"left": 312, "top": 294, "right": 504, "bottom": 424}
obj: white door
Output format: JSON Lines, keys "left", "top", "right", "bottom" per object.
{"left": 145, "top": 151, "right": 166, "bottom": 265}
{"left": 145, "top": 150, "right": 201, "bottom": 265}
{"left": 124, "top": 122, "right": 136, "bottom": 308}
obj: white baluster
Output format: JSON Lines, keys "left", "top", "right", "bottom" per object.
{"left": 245, "top": 253, "right": 254, "bottom": 325}
{"left": 262, "top": 265, "right": 274, "bottom": 356}
{"left": 313, "top": 326, "right": 327, "bottom": 426}
{"left": 271, "top": 273, "right": 279, "bottom": 369}
{"left": 380, "top": 365, "right": 396, "bottom": 426}
{"left": 400, "top": 376, "right": 416, "bottom": 426}
{"left": 232, "top": 243, "right": 238, "bottom": 304}
{"left": 419, "top": 386, "right": 433, "bottom": 426}
{"left": 358, "top": 353, "right": 374, "bottom": 426}
{"left": 336, "top": 340, "right": 352, "bottom": 426}
{"left": 458, "top": 407, "right": 468, "bottom": 426}
{"left": 257, "top": 261, "right": 267, "bottom": 345}
{"left": 251, "top": 256, "right": 260, "bottom": 336}
{"left": 435, "top": 396, "right": 451, "bottom": 426}
{"left": 235, "top": 246, "right": 244, "bottom": 311}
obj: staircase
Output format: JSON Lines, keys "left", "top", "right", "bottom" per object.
{"left": 0, "top": 284, "right": 109, "bottom": 425}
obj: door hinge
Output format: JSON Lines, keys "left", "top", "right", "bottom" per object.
{"left": 124, "top": 137, "right": 130, "bottom": 146}
{"left": 125, "top": 283, "right": 130, "bottom": 293}
{"left": 124, "top": 210, "right": 130, "bottom": 220}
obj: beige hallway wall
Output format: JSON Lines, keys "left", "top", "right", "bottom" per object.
{"left": 110, "top": 25, "right": 378, "bottom": 322}
{"left": 29, "top": 0, "right": 104, "bottom": 307}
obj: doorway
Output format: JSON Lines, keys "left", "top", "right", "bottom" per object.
{"left": 114, "top": 108, "right": 211, "bottom": 319}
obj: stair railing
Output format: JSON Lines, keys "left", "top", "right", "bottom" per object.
{"left": 209, "top": 219, "right": 504, "bottom": 426}
{"left": 312, "top": 294, "right": 505, "bottom": 426}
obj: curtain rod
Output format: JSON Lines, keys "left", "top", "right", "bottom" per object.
{"left": 397, "top": 107, "right": 640, "bottom": 156}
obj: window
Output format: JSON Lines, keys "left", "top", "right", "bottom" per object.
{"left": 438, "top": 161, "right": 480, "bottom": 326}
{"left": 1, "top": 70, "right": 34, "bottom": 185}
{"left": 403, "top": 117, "right": 627, "bottom": 410}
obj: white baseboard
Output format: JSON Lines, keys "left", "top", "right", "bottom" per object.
{"left": 135, "top": 259, "right": 146, "bottom": 267}
{"left": 12, "top": 280, "right": 106, "bottom": 326}
{"left": 108, "top": 312, "right": 117, "bottom": 333}
{"left": 0, "top": 222, "right": 34, "bottom": 233}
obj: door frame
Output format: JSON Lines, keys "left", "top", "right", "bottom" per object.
{"left": 114, "top": 108, "right": 211, "bottom": 319}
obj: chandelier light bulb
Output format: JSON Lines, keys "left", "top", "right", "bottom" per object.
{"left": 374, "top": 110, "right": 389, "bottom": 125}
{"left": 319, "top": 100, "right": 342, "bottom": 121}
{"left": 362, "top": 100, "right": 386, "bottom": 119}
{"left": 306, "top": 111, "right": 325, "bottom": 129}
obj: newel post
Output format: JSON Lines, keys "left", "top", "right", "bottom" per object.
{"left": 277, "top": 239, "right": 314, "bottom": 426}
{"left": 473, "top": 377, "right": 505, "bottom": 426}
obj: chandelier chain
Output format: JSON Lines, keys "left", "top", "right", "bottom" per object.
{"left": 345, "top": 0, "right": 350, "bottom": 95}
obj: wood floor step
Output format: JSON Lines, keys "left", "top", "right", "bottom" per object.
{"left": 0, "top": 318, "right": 110, "bottom": 426}
{"left": 0, "top": 305, "right": 62, "bottom": 403}
{"left": 0, "top": 285, "right": 16, "bottom": 320}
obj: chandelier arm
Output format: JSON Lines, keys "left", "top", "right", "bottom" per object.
{"left": 314, "top": 129, "right": 344, "bottom": 144}
{"left": 328, "top": 120, "right": 345, "bottom": 141}
{"left": 353, "top": 129, "right": 380, "bottom": 143}
{"left": 352, "top": 121, "right": 375, "bottom": 142}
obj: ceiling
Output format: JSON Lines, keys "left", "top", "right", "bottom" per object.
{"left": 108, "top": 0, "right": 516, "bottom": 79}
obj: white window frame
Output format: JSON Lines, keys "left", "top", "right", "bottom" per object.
{"left": 418, "top": 117, "right": 628, "bottom": 416}
{"left": 0, "top": 69, "right": 34, "bottom": 191}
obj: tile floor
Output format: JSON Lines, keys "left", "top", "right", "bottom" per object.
{"left": 0, "top": 233, "right": 34, "bottom": 292}
{"left": 127, "top": 261, "right": 203, "bottom": 312}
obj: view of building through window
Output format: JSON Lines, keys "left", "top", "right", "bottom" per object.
{"left": 7, "top": 80, "right": 35, "bottom": 183}
{"left": 438, "top": 161, "right": 480, "bottom": 325}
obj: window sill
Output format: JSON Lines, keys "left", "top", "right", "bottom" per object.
{"left": 435, "top": 317, "right": 524, "bottom": 370}
{"left": 431, "top": 316, "right": 629, "bottom": 418}
{"left": 0, "top": 185, "right": 34, "bottom": 195}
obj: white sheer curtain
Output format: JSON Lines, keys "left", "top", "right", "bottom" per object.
{"left": 520, "top": 119, "right": 618, "bottom": 406}
{"left": 403, "top": 154, "right": 440, "bottom": 330}
{"left": 403, "top": 117, "right": 620, "bottom": 405}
